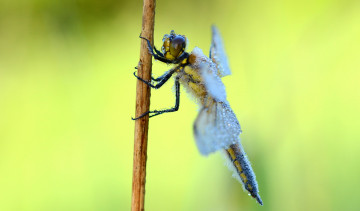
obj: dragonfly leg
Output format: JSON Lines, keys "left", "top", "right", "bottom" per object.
{"left": 134, "top": 66, "right": 165, "bottom": 81}
{"left": 133, "top": 66, "right": 179, "bottom": 89}
{"left": 132, "top": 77, "right": 180, "bottom": 120}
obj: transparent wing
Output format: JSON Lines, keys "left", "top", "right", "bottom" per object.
{"left": 199, "top": 63, "right": 227, "bottom": 102}
{"left": 210, "top": 25, "right": 231, "bottom": 77}
{"left": 193, "top": 102, "right": 241, "bottom": 155}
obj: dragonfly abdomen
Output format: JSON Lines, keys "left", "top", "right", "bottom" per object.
{"left": 225, "top": 143, "right": 263, "bottom": 205}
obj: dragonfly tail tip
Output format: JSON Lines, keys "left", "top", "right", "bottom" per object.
{"left": 253, "top": 193, "right": 263, "bottom": 206}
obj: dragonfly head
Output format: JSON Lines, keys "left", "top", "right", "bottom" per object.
{"left": 161, "top": 30, "right": 187, "bottom": 61}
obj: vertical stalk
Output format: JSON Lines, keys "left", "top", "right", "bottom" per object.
{"left": 131, "top": 0, "right": 155, "bottom": 210}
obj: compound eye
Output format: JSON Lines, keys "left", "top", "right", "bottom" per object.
{"left": 170, "top": 35, "right": 186, "bottom": 58}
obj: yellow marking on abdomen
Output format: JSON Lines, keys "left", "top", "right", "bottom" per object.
{"left": 234, "top": 160, "right": 243, "bottom": 173}
{"left": 226, "top": 148, "right": 237, "bottom": 161}
{"left": 226, "top": 146, "right": 249, "bottom": 184}
{"left": 240, "top": 173, "right": 247, "bottom": 183}
{"left": 227, "top": 148, "right": 247, "bottom": 183}
{"left": 247, "top": 183, "right": 253, "bottom": 191}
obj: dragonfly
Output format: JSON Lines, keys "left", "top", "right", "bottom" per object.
{"left": 133, "top": 26, "right": 263, "bottom": 205}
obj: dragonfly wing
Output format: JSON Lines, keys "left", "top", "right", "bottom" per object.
{"left": 210, "top": 25, "right": 231, "bottom": 77}
{"left": 199, "top": 63, "right": 227, "bottom": 102}
{"left": 193, "top": 102, "right": 241, "bottom": 155}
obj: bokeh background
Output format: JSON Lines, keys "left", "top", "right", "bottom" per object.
{"left": 1, "top": 0, "right": 360, "bottom": 210}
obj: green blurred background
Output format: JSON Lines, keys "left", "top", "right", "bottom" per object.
{"left": 1, "top": 0, "right": 359, "bottom": 210}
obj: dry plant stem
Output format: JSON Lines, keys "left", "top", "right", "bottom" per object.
{"left": 131, "top": 0, "right": 156, "bottom": 210}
